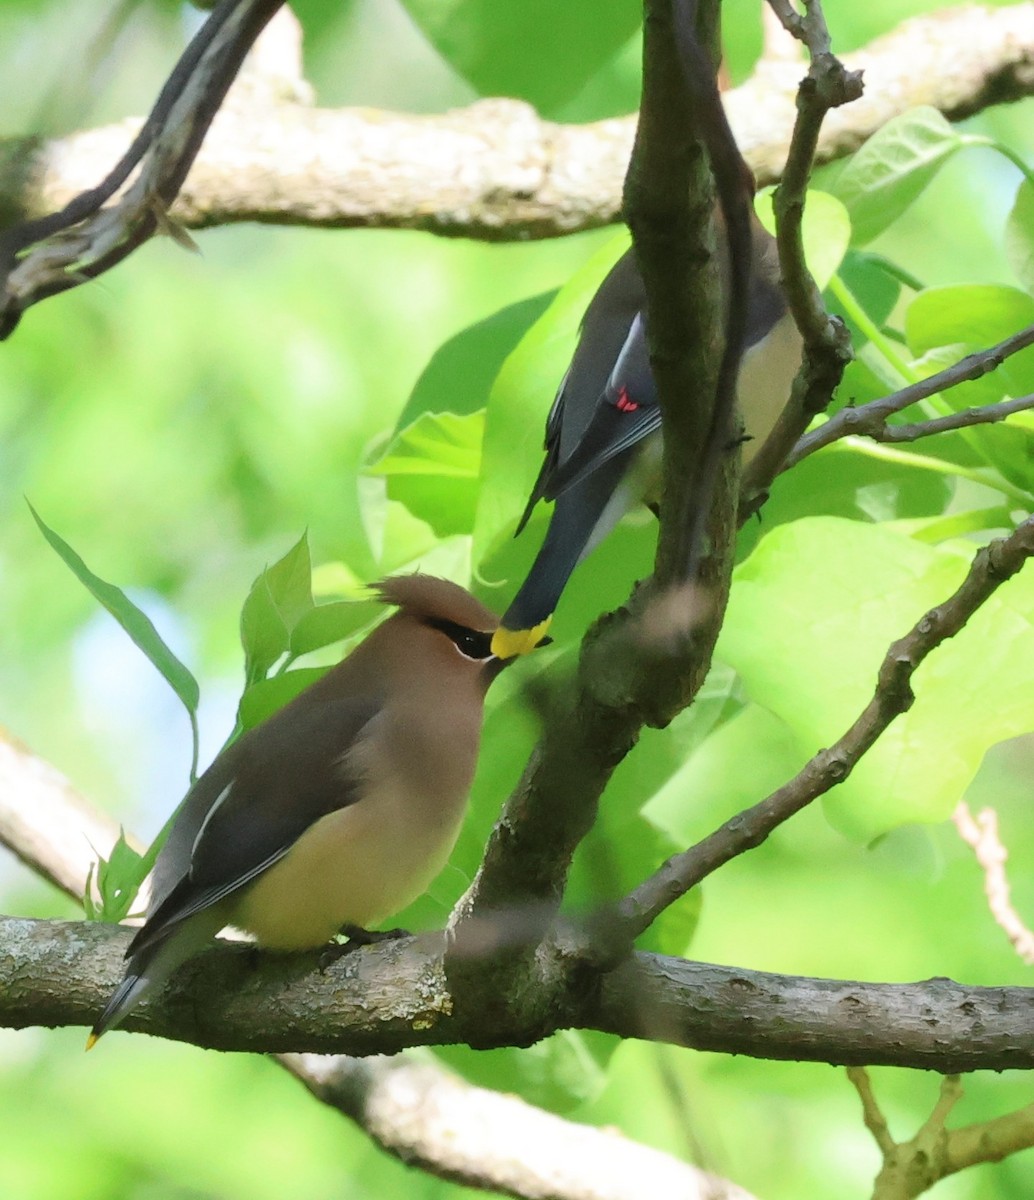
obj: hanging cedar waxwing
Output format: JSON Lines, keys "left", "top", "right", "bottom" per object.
{"left": 89, "top": 574, "right": 537, "bottom": 1047}
{"left": 491, "top": 213, "right": 802, "bottom": 659}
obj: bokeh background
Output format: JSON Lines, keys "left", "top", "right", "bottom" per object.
{"left": 2, "top": 1, "right": 1034, "bottom": 1197}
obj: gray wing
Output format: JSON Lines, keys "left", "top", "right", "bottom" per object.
{"left": 130, "top": 694, "right": 380, "bottom": 957}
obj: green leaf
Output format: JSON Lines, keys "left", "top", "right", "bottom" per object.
{"left": 473, "top": 231, "right": 630, "bottom": 568}
{"left": 237, "top": 668, "right": 330, "bottom": 733}
{"left": 755, "top": 188, "right": 851, "bottom": 289}
{"left": 30, "top": 503, "right": 200, "bottom": 777}
{"left": 370, "top": 411, "right": 484, "bottom": 479}
{"left": 888, "top": 507, "right": 1015, "bottom": 544}
{"left": 830, "top": 107, "right": 967, "bottom": 245}
{"left": 902, "top": 286, "right": 1034, "bottom": 493}
{"left": 366, "top": 411, "right": 485, "bottom": 537}
{"left": 85, "top": 830, "right": 146, "bottom": 924}
{"left": 399, "top": 0, "right": 641, "bottom": 114}
{"left": 904, "top": 284, "right": 1034, "bottom": 360}
{"left": 834, "top": 251, "right": 908, "bottom": 329}
{"left": 642, "top": 704, "right": 804, "bottom": 846}
{"left": 394, "top": 292, "right": 553, "bottom": 433}
{"left": 740, "top": 427, "right": 952, "bottom": 558}
{"left": 1006, "top": 177, "right": 1034, "bottom": 295}
{"left": 364, "top": 498, "right": 474, "bottom": 583}
{"left": 719, "top": 517, "right": 1034, "bottom": 842}
{"left": 434, "top": 1030, "right": 616, "bottom": 1113}
{"left": 288, "top": 599, "right": 382, "bottom": 657}
{"left": 240, "top": 533, "right": 314, "bottom": 684}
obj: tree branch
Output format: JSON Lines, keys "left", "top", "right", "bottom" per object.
{"left": 445, "top": 0, "right": 741, "bottom": 1015}
{"left": 787, "top": 322, "right": 1034, "bottom": 466}
{"left": 1, "top": 4, "right": 1032, "bottom": 247}
{"left": 0, "top": 0, "right": 286, "bottom": 338}
{"left": 8, "top": 915, "right": 1034, "bottom": 1072}
{"left": 850, "top": 1071, "right": 1034, "bottom": 1198}
{"left": 7, "top": 672, "right": 1034, "bottom": 1075}
{"left": 284, "top": 1053, "right": 760, "bottom": 1200}
{"left": 614, "top": 513, "right": 1034, "bottom": 940}
{"left": 739, "top": 0, "right": 857, "bottom": 512}
{"left": 0, "top": 734, "right": 746, "bottom": 1200}
{"left": 0, "top": 726, "right": 136, "bottom": 902}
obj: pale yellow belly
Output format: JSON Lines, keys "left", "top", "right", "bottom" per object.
{"left": 227, "top": 785, "right": 466, "bottom": 950}
{"left": 739, "top": 312, "right": 802, "bottom": 465}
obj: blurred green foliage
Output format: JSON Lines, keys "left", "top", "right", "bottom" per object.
{"left": 3, "top": 2, "right": 1034, "bottom": 1199}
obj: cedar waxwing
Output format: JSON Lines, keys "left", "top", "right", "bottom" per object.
{"left": 491, "top": 213, "right": 801, "bottom": 658}
{"left": 89, "top": 574, "right": 529, "bottom": 1047}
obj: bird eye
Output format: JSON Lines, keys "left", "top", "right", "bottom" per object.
{"left": 425, "top": 618, "right": 494, "bottom": 661}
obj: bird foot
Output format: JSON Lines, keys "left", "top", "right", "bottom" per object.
{"left": 338, "top": 923, "right": 410, "bottom": 945}
{"left": 318, "top": 925, "right": 410, "bottom": 972}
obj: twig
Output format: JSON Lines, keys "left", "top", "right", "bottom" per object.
{"left": 851, "top": 1069, "right": 1034, "bottom": 1194}
{"left": 740, "top": 0, "right": 859, "bottom": 512}
{"left": 847, "top": 1067, "right": 896, "bottom": 1156}
{"left": 614, "top": 514, "right": 1034, "bottom": 942}
{"left": 945, "top": 1100, "right": 1034, "bottom": 1173}
{"left": 0, "top": 0, "right": 285, "bottom": 338}
{"left": 954, "top": 801, "right": 1034, "bottom": 965}
{"left": 846, "top": 1071, "right": 1034, "bottom": 1199}
{"left": 788, "top": 323, "right": 1034, "bottom": 466}
{"left": 851, "top": 1072, "right": 962, "bottom": 1200}
{"left": 917, "top": 1074, "right": 964, "bottom": 1142}
{"left": 838, "top": 393, "right": 1034, "bottom": 446}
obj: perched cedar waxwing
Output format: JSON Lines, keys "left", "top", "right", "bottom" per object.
{"left": 89, "top": 574, "right": 531, "bottom": 1047}
{"left": 491, "top": 213, "right": 801, "bottom": 658}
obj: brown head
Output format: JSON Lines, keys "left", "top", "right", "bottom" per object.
{"left": 362, "top": 573, "right": 535, "bottom": 700}
{"left": 373, "top": 574, "right": 499, "bottom": 637}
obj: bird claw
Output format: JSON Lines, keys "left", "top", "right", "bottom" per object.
{"left": 318, "top": 925, "right": 409, "bottom": 972}
{"left": 338, "top": 923, "right": 410, "bottom": 945}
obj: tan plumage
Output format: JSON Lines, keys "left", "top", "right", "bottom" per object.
{"left": 90, "top": 575, "right": 520, "bottom": 1046}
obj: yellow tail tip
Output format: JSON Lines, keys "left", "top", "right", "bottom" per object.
{"left": 85, "top": 1031, "right": 100, "bottom": 1052}
{"left": 491, "top": 618, "right": 553, "bottom": 660}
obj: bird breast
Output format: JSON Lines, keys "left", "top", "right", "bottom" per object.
{"left": 227, "top": 702, "right": 477, "bottom": 949}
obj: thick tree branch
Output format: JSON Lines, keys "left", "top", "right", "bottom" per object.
{"left": 592, "top": 957, "right": 1034, "bottom": 1072}
{"left": 284, "top": 1053, "right": 759, "bottom": 1200}
{"left": 615, "top": 513, "right": 1034, "bottom": 940}
{"left": 1, "top": 5, "right": 1032, "bottom": 249}
{"left": 0, "top": 735, "right": 742, "bottom": 1200}
{"left": 7, "top": 916, "right": 1034, "bottom": 1072}
{"left": 0, "top": 726, "right": 135, "bottom": 902}
{"left": 787, "top": 322, "right": 1034, "bottom": 466}
{"left": 445, "top": 0, "right": 740, "bottom": 1017}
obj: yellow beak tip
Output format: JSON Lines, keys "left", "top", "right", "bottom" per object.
{"left": 85, "top": 1032, "right": 99, "bottom": 1052}
{"left": 491, "top": 619, "right": 552, "bottom": 660}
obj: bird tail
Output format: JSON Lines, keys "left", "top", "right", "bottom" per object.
{"left": 492, "top": 457, "right": 634, "bottom": 659}
{"left": 87, "top": 909, "right": 226, "bottom": 1049}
